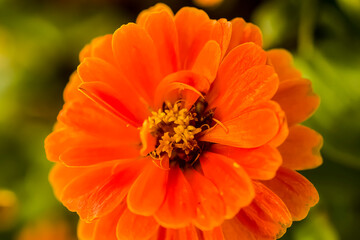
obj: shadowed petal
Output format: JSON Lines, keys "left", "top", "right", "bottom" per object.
{"left": 267, "top": 49, "right": 301, "bottom": 82}
{"left": 174, "top": 7, "right": 210, "bottom": 67}
{"left": 273, "top": 78, "right": 320, "bottom": 126}
{"left": 191, "top": 40, "right": 221, "bottom": 84}
{"left": 184, "top": 18, "right": 232, "bottom": 68}
{"left": 200, "top": 152, "right": 254, "bottom": 218}
{"left": 221, "top": 219, "right": 256, "bottom": 240}
{"left": 227, "top": 18, "right": 262, "bottom": 54}
{"left": 113, "top": 23, "right": 162, "bottom": 104}
{"left": 236, "top": 181, "right": 292, "bottom": 239}
{"left": 210, "top": 144, "right": 282, "bottom": 180}
{"left": 262, "top": 167, "right": 319, "bottom": 221}
{"left": 60, "top": 160, "right": 147, "bottom": 221}
{"left": 45, "top": 129, "right": 98, "bottom": 163}
{"left": 79, "top": 34, "right": 116, "bottom": 66}
{"left": 151, "top": 226, "right": 199, "bottom": 240}
{"left": 185, "top": 169, "right": 226, "bottom": 230}
{"left": 93, "top": 202, "right": 127, "bottom": 240}
{"left": 136, "top": 3, "right": 174, "bottom": 26}
{"left": 49, "top": 163, "right": 89, "bottom": 199}
{"left": 116, "top": 208, "right": 159, "bottom": 240}
{"left": 127, "top": 162, "right": 169, "bottom": 216}
{"left": 202, "top": 227, "right": 225, "bottom": 240}
{"left": 89, "top": 34, "right": 116, "bottom": 65}
{"left": 155, "top": 166, "right": 196, "bottom": 228}
{"left": 63, "top": 72, "right": 82, "bottom": 102}
{"left": 279, "top": 125, "right": 323, "bottom": 170}
{"left": 142, "top": 9, "right": 179, "bottom": 76}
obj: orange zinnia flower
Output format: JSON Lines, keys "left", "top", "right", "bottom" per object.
{"left": 45, "top": 3, "right": 322, "bottom": 239}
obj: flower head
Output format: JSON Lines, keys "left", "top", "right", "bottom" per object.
{"left": 45, "top": 3, "right": 322, "bottom": 239}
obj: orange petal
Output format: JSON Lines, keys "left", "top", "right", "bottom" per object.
{"left": 127, "top": 162, "right": 169, "bottom": 216}
{"left": 139, "top": 121, "right": 157, "bottom": 156}
{"left": 49, "top": 163, "right": 88, "bottom": 199}
{"left": 221, "top": 219, "right": 255, "bottom": 240}
{"left": 200, "top": 103, "right": 280, "bottom": 148}
{"left": 174, "top": 7, "right": 210, "bottom": 68}
{"left": 191, "top": 40, "right": 221, "bottom": 84}
{"left": 201, "top": 227, "right": 225, "bottom": 240}
{"left": 273, "top": 78, "right": 320, "bottom": 126}
{"left": 45, "top": 130, "right": 66, "bottom": 162}
{"left": 175, "top": 226, "right": 200, "bottom": 240}
{"left": 91, "top": 202, "right": 127, "bottom": 240}
{"left": 45, "top": 129, "right": 93, "bottom": 162}
{"left": 53, "top": 121, "right": 65, "bottom": 131}
{"left": 136, "top": 3, "right": 174, "bottom": 26}
{"left": 267, "top": 115, "right": 289, "bottom": 148}
{"left": 77, "top": 220, "right": 96, "bottom": 240}
{"left": 216, "top": 19, "right": 232, "bottom": 59}
{"left": 63, "top": 72, "right": 82, "bottom": 102}
{"left": 142, "top": 9, "right": 179, "bottom": 76}
{"left": 50, "top": 162, "right": 113, "bottom": 202}
{"left": 200, "top": 152, "right": 254, "bottom": 218}
{"left": 89, "top": 34, "right": 116, "bottom": 66}
{"left": 154, "top": 70, "right": 210, "bottom": 109}
{"left": 60, "top": 144, "right": 140, "bottom": 166}
{"left": 227, "top": 18, "right": 262, "bottom": 54}
{"left": 78, "top": 81, "right": 143, "bottom": 127}
{"left": 59, "top": 163, "right": 114, "bottom": 218}
{"left": 279, "top": 125, "right": 323, "bottom": 170}
{"left": 267, "top": 49, "right": 301, "bottom": 82}
{"left": 212, "top": 65, "right": 279, "bottom": 119}
{"left": 258, "top": 100, "right": 288, "bottom": 148}
{"left": 207, "top": 42, "right": 267, "bottom": 106}
{"left": 262, "top": 167, "right": 319, "bottom": 221}
{"left": 185, "top": 19, "right": 232, "bottom": 68}
{"left": 79, "top": 34, "right": 116, "bottom": 65}
{"left": 60, "top": 160, "right": 146, "bottom": 221}
{"left": 77, "top": 57, "right": 149, "bottom": 124}
{"left": 113, "top": 23, "right": 162, "bottom": 104}
{"left": 153, "top": 226, "right": 199, "bottom": 240}
{"left": 57, "top": 98, "right": 139, "bottom": 140}
{"left": 236, "top": 181, "right": 292, "bottom": 239}
{"left": 184, "top": 169, "right": 226, "bottom": 230}
{"left": 210, "top": 144, "right": 282, "bottom": 180}
{"left": 155, "top": 166, "right": 196, "bottom": 228}
{"left": 45, "top": 124, "right": 138, "bottom": 165}
{"left": 79, "top": 43, "right": 91, "bottom": 62}
{"left": 116, "top": 208, "right": 159, "bottom": 240}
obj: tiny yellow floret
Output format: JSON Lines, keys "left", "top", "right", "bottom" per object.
{"left": 144, "top": 102, "right": 202, "bottom": 159}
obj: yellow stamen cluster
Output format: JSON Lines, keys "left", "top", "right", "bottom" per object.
{"left": 146, "top": 102, "right": 202, "bottom": 158}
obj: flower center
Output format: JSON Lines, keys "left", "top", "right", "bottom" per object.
{"left": 141, "top": 99, "right": 214, "bottom": 168}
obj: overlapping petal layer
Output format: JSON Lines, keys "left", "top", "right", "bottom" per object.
{"left": 45, "top": 4, "right": 322, "bottom": 240}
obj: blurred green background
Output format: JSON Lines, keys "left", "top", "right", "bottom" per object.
{"left": 0, "top": 0, "right": 359, "bottom": 239}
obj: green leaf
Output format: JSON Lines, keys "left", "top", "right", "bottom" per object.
{"left": 293, "top": 211, "right": 339, "bottom": 240}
